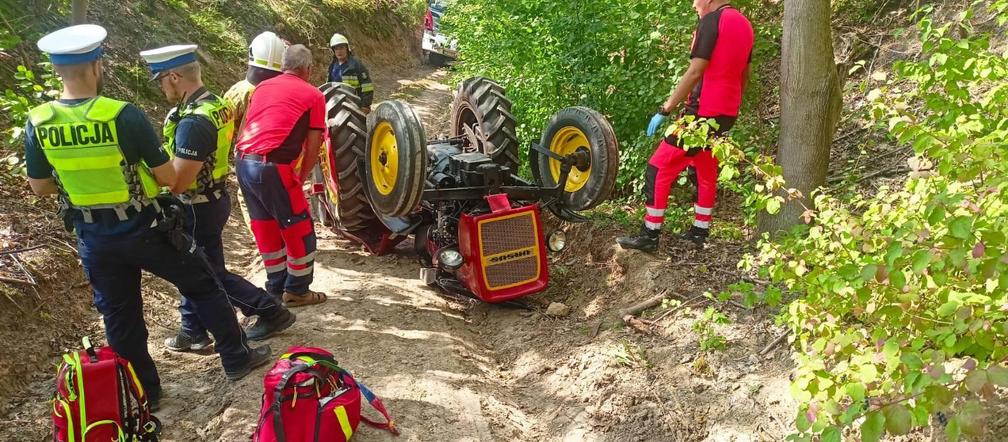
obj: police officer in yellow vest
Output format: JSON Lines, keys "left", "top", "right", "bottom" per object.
{"left": 140, "top": 45, "right": 296, "bottom": 352}
{"left": 24, "top": 26, "right": 271, "bottom": 407}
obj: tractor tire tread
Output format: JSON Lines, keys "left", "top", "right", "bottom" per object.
{"left": 450, "top": 77, "right": 520, "bottom": 170}
{"left": 320, "top": 82, "right": 374, "bottom": 232}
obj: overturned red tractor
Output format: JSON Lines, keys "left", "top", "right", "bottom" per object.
{"left": 310, "top": 77, "right": 619, "bottom": 303}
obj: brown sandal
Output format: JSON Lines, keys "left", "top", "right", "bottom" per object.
{"left": 281, "top": 290, "right": 327, "bottom": 308}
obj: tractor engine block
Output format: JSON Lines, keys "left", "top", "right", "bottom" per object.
{"left": 426, "top": 143, "right": 511, "bottom": 190}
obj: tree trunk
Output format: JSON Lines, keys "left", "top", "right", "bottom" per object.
{"left": 71, "top": 0, "right": 89, "bottom": 24}
{"left": 757, "top": 0, "right": 842, "bottom": 236}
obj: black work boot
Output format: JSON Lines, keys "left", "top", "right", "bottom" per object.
{"left": 244, "top": 307, "right": 296, "bottom": 341}
{"left": 616, "top": 227, "right": 661, "bottom": 253}
{"left": 147, "top": 386, "right": 162, "bottom": 412}
{"left": 678, "top": 226, "right": 709, "bottom": 248}
{"left": 164, "top": 331, "right": 213, "bottom": 353}
{"left": 225, "top": 345, "right": 273, "bottom": 382}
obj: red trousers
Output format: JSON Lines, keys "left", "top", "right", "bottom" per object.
{"left": 236, "top": 158, "right": 317, "bottom": 296}
{"left": 642, "top": 139, "right": 718, "bottom": 231}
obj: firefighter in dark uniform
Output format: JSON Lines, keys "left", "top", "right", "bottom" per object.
{"left": 140, "top": 45, "right": 296, "bottom": 352}
{"left": 617, "top": 0, "right": 753, "bottom": 252}
{"left": 23, "top": 25, "right": 271, "bottom": 408}
{"left": 327, "top": 33, "right": 374, "bottom": 114}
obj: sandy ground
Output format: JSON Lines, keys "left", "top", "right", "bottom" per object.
{"left": 0, "top": 67, "right": 803, "bottom": 442}
{"left": 5, "top": 64, "right": 1005, "bottom": 442}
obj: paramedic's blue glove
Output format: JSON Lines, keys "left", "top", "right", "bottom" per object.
{"left": 647, "top": 112, "right": 668, "bottom": 137}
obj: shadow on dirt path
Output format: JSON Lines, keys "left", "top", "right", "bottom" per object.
{"left": 0, "top": 67, "right": 806, "bottom": 442}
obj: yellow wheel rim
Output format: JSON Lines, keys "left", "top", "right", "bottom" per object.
{"left": 370, "top": 121, "right": 399, "bottom": 196}
{"left": 548, "top": 126, "right": 591, "bottom": 192}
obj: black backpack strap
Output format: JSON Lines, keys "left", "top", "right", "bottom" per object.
{"left": 139, "top": 415, "right": 162, "bottom": 442}
{"left": 270, "top": 363, "right": 328, "bottom": 442}
{"left": 82, "top": 337, "right": 99, "bottom": 363}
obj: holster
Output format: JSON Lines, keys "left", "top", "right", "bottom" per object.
{"left": 155, "top": 195, "right": 197, "bottom": 254}
{"left": 56, "top": 197, "right": 77, "bottom": 232}
{"left": 58, "top": 207, "right": 77, "bottom": 232}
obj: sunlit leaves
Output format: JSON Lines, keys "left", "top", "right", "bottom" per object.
{"left": 739, "top": 4, "right": 1008, "bottom": 441}
{"left": 1, "top": 63, "right": 62, "bottom": 174}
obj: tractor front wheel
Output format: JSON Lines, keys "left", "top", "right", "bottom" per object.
{"left": 532, "top": 107, "right": 619, "bottom": 212}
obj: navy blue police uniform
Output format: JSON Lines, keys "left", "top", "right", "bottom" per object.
{"left": 167, "top": 88, "right": 291, "bottom": 341}
{"left": 25, "top": 26, "right": 266, "bottom": 401}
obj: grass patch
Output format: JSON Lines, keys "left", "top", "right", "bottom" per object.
{"left": 611, "top": 340, "right": 651, "bottom": 369}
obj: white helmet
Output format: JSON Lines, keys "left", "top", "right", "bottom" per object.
{"left": 248, "top": 31, "right": 285, "bottom": 72}
{"left": 329, "top": 33, "right": 349, "bottom": 48}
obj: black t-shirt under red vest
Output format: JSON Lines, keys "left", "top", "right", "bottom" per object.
{"left": 686, "top": 5, "right": 754, "bottom": 118}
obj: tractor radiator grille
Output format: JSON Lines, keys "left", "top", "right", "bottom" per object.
{"left": 479, "top": 212, "right": 540, "bottom": 289}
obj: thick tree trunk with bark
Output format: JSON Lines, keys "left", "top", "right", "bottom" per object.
{"left": 758, "top": 0, "right": 842, "bottom": 236}
{"left": 71, "top": 0, "right": 89, "bottom": 24}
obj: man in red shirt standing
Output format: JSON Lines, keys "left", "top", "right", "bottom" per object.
{"left": 235, "top": 44, "right": 327, "bottom": 307}
{"left": 617, "top": 0, "right": 753, "bottom": 252}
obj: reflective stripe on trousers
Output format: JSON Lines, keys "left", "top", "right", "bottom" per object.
{"left": 236, "top": 158, "right": 317, "bottom": 295}
{"left": 642, "top": 138, "right": 719, "bottom": 232}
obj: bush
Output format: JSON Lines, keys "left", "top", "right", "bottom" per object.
{"left": 740, "top": 5, "right": 1008, "bottom": 440}
{"left": 0, "top": 64, "right": 61, "bottom": 175}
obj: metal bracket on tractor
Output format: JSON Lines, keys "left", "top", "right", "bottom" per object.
{"left": 338, "top": 225, "right": 407, "bottom": 256}
{"left": 417, "top": 143, "right": 590, "bottom": 223}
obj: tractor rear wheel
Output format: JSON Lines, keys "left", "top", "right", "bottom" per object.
{"left": 318, "top": 82, "right": 374, "bottom": 232}
{"left": 365, "top": 100, "right": 427, "bottom": 217}
{"left": 532, "top": 106, "right": 619, "bottom": 212}
{"left": 450, "top": 77, "right": 520, "bottom": 170}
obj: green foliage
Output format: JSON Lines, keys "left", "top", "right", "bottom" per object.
{"left": 0, "top": 26, "right": 21, "bottom": 51}
{"left": 0, "top": 63, "right": 62, "bottom": 175}
{"left": 444, "top": 0, "right": 780, "bottom": 217}
{"left": 612, "top": 340, "right": 651, "bottom": 369}
{"left": 693, "top": 306, "right": 730, "bottom": 352}
{"left": 739, "top": 5, "right": 1008, "bottom": 440}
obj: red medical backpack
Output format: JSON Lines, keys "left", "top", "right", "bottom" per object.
{"left": 52, "top": 337, "right": 160, "bottom": 441}
{"left": 253, "top": 346, "right": 398, "bottom": 441}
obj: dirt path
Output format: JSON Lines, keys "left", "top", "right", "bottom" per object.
{"left": 0, "top": 67, "right": 801, "bottom": 441}
{"left": 154, "top": 67, "right": 532, "bottom": 441}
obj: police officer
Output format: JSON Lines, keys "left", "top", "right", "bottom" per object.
{"left": 24, "top": 26, "right": 271, "bottom": 407}
{"left": 616, "top": 0, "right": 753, "bottom": 252}
{"left": 327, "top": 33, "right": 374, "bottom": 113}
{"left": 140, "top": 45, "right": 296, "bottom": 352}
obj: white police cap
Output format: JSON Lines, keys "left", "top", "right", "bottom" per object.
{"left": 37, "top": 24, "right": 107, "bottom": 65}
{"left": 139, "top": 44, "right": 198, "bottom": 80}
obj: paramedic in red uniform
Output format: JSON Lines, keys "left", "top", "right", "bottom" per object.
{"left": 617, "top": 0, "right": 753, "bottom": 252}
{"left": 234, "top": 44, "right": 327, "bottom": 307}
